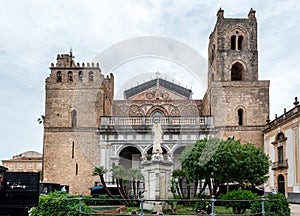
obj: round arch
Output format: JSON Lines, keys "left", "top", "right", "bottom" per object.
{"left": 171, "top": 144, "right": 187, "bottom": 169}
{"left": 118, "top": 146, "right": 142, "bottom": 170}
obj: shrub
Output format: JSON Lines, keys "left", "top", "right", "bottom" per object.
{"left": 219, "top": 189, "right": 259, "bottom": 214}
{"left": 30, "top": 191, "right": 91, "bottom": 216}
{"left": 250, "top": 193, "right": 290, "bottom": 215}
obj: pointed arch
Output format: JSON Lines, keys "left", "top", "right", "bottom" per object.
{"left": 231, "top": 62, "right": 244, "bottom": 81}
{"left": 146, "top": 106, "right": 168, "bottom": 117}
{"left": 236, "top": 106, "right": 247, "bottom": 126}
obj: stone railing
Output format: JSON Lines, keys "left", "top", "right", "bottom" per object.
{"left": 100, "top": 116, "right": 213, "bottom": 126}
{"left": 271, "top": 159, "right": 288, "bottom": 170}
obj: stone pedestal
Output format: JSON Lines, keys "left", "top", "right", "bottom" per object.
{"left": 141, "top": 157, "right": 173, "bottom": 212}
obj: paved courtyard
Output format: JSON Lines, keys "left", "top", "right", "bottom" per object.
{"left": 290, "top": 204, "right": 300, "bottom": 215}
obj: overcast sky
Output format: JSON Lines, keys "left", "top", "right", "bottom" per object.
{"left": 0, "top": 0, "right": 299, "bottom": 161}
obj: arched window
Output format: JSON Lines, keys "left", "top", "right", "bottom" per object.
{"left": 57, "top": 71, "right": 62, "bottom": 82}
{"left": 231, "top": 62, "right": 243, "bottom": 81}
{"left": 89, "top": 71, "right": 94, "bottom": 82}
{"left": 231, "top": 35, "right": 236, "bottom": 50}
{"left": 238, "top": 36, "right": 243, "bottom": 50}
{"left": 68, "top": 71, "right": 73, "bottom": 82}
{"left": 276, "top": 132, "right": 285, "bottom": 141}
{"left": 238, "top": 108, "right": 243, "bottom": 126}
{"left": 71, "top": 110, "right": 77, "bottom": 127}
{"left": 78, "top": 71, "right": 83, "bottom": 82}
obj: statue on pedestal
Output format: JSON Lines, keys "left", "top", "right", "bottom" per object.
{"left": 152, "top": 121, "right": 163, "bottom": 160}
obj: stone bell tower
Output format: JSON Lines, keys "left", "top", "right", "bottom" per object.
{"left": 43, "top": 52, "right": 114, "bottom": 194}
{"left": 203, "top": 8, "right": 269, "bottom": 147}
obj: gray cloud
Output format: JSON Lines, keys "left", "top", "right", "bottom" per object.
{"left": 0, "top": 0, "right": 299, "bottom": 161}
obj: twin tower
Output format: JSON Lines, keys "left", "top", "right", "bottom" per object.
{"left": 43, "top": 9, "right": 269, "bottom": 195}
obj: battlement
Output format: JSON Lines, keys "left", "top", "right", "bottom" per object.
{"left": 50, "top": 54, "right": 101, "bottom": 69}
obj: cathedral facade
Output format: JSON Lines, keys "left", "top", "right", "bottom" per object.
{"left": 43, "top": 9, "right": 269, "bottom": 195}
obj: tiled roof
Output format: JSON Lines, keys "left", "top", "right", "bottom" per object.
{"left": 124, "top": 78, "right": 192, "bottom": 99}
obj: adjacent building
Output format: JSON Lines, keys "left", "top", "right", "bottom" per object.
{"left": 1, "top": 151, "right": 43, "bottom": 174}
{"left": 264, "top": 97, "right": 300, "bottom": 202}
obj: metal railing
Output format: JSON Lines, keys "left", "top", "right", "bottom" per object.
{"left": 73, "top": 197, "right": 271, "bottom": 216}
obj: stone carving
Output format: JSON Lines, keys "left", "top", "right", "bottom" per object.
{"left": 152, "top": 121, "right": 163, "bottom": 155}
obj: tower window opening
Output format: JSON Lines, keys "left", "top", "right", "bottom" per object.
{"left": 75, "top": 163, "right": 78, "bottom": 176}
{"left": 238, "top": 108, "right": 243, "bottom": 126}
{"left": 68, "top": 71, "right": 73, "bottom": 82}
{"left": 71, "top": 110, "right": 77, "bottom": 127}
{"left": 72, "top": 141, "right": 74, "bottom": 159}
{"left": 231, "top": 35, "right": 236, "bottom": 50}
{"left": 89, "top": 71, "right": 94, "bottom": 82}
{"left": 238, "top": 36, "right": 243, "bottom": 50}
{"left": 231, "top": 62, "right": 243, "bottom": 81}
{"left": 57, "top": 71, "right": 62, "bottom": 82}
{"left": 79, "top": 71, "right": 83, "bottom": 82}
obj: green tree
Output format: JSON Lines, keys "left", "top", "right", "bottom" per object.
{"left": 180, "top": 138, "right": 270, "bottom": 196}
{"left": 92, "top": 166, "right": 115, "bottom": 198}
{"left": 30, "top": 191, "right": 91, "bottom": 216}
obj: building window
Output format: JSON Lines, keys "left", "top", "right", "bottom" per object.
{"left": 231, "top": 62, "right": 243, "bottom": 81}
{"left": 68, "top": 71, "right": 73, "bottom": 82}
{"left": 71, "top": 110, "right": 77, "bottom": 127}
{"left": 238, "top": 36, "right": 243, "bottom": 50}
{"left": 238, "top": 108, "right": 243, "bottom": 126}
{"left": 231, "top": 35, "right": 236, "bottom": 50}
{"left": 89, "top": 71, "right": 94, "bottom": 82}
{"left": 231, "top": 32, "right": 243, "bottom": 50}
{"left": 57, "top": 71, "right": 62, "bottom": 82}
{"left": 79, "top": 71, "right": 83, "bottom": 82}
{"left": 75, "top": 163, "right": 78, "bottom": 176}
{"left": 72, "top": 141, "right": 75, "bottom": 159}
{"left": 276, "top": 132, "right": 285, "bottom": 141}
{"left": 278, "top": 146, "right": 283, "bottom": 163}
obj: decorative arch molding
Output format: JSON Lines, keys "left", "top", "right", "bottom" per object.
{"left": 146, "top": 106, "right": 168, "bottom": 117}
{"left": 115, "top": 144, "right": 143, "bottom": 157}
{"left": 170, "top": 143, "right": 187, "bottom": 155}
{"left": 272, "top": 131, "right": 287, "bottom": 145}
{"left": 228, "top": 25, "right": 250, "bottom": 50}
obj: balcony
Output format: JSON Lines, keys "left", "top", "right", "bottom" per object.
{"left": 272, "top": 160, "right": 288, "bottom": 170}
{"left": 100, "top": 116, "right": 213, "bottom": 127}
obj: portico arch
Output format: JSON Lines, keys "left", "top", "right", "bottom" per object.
{"left": 118, "top": 146, "right": 142, "bottom": 170}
